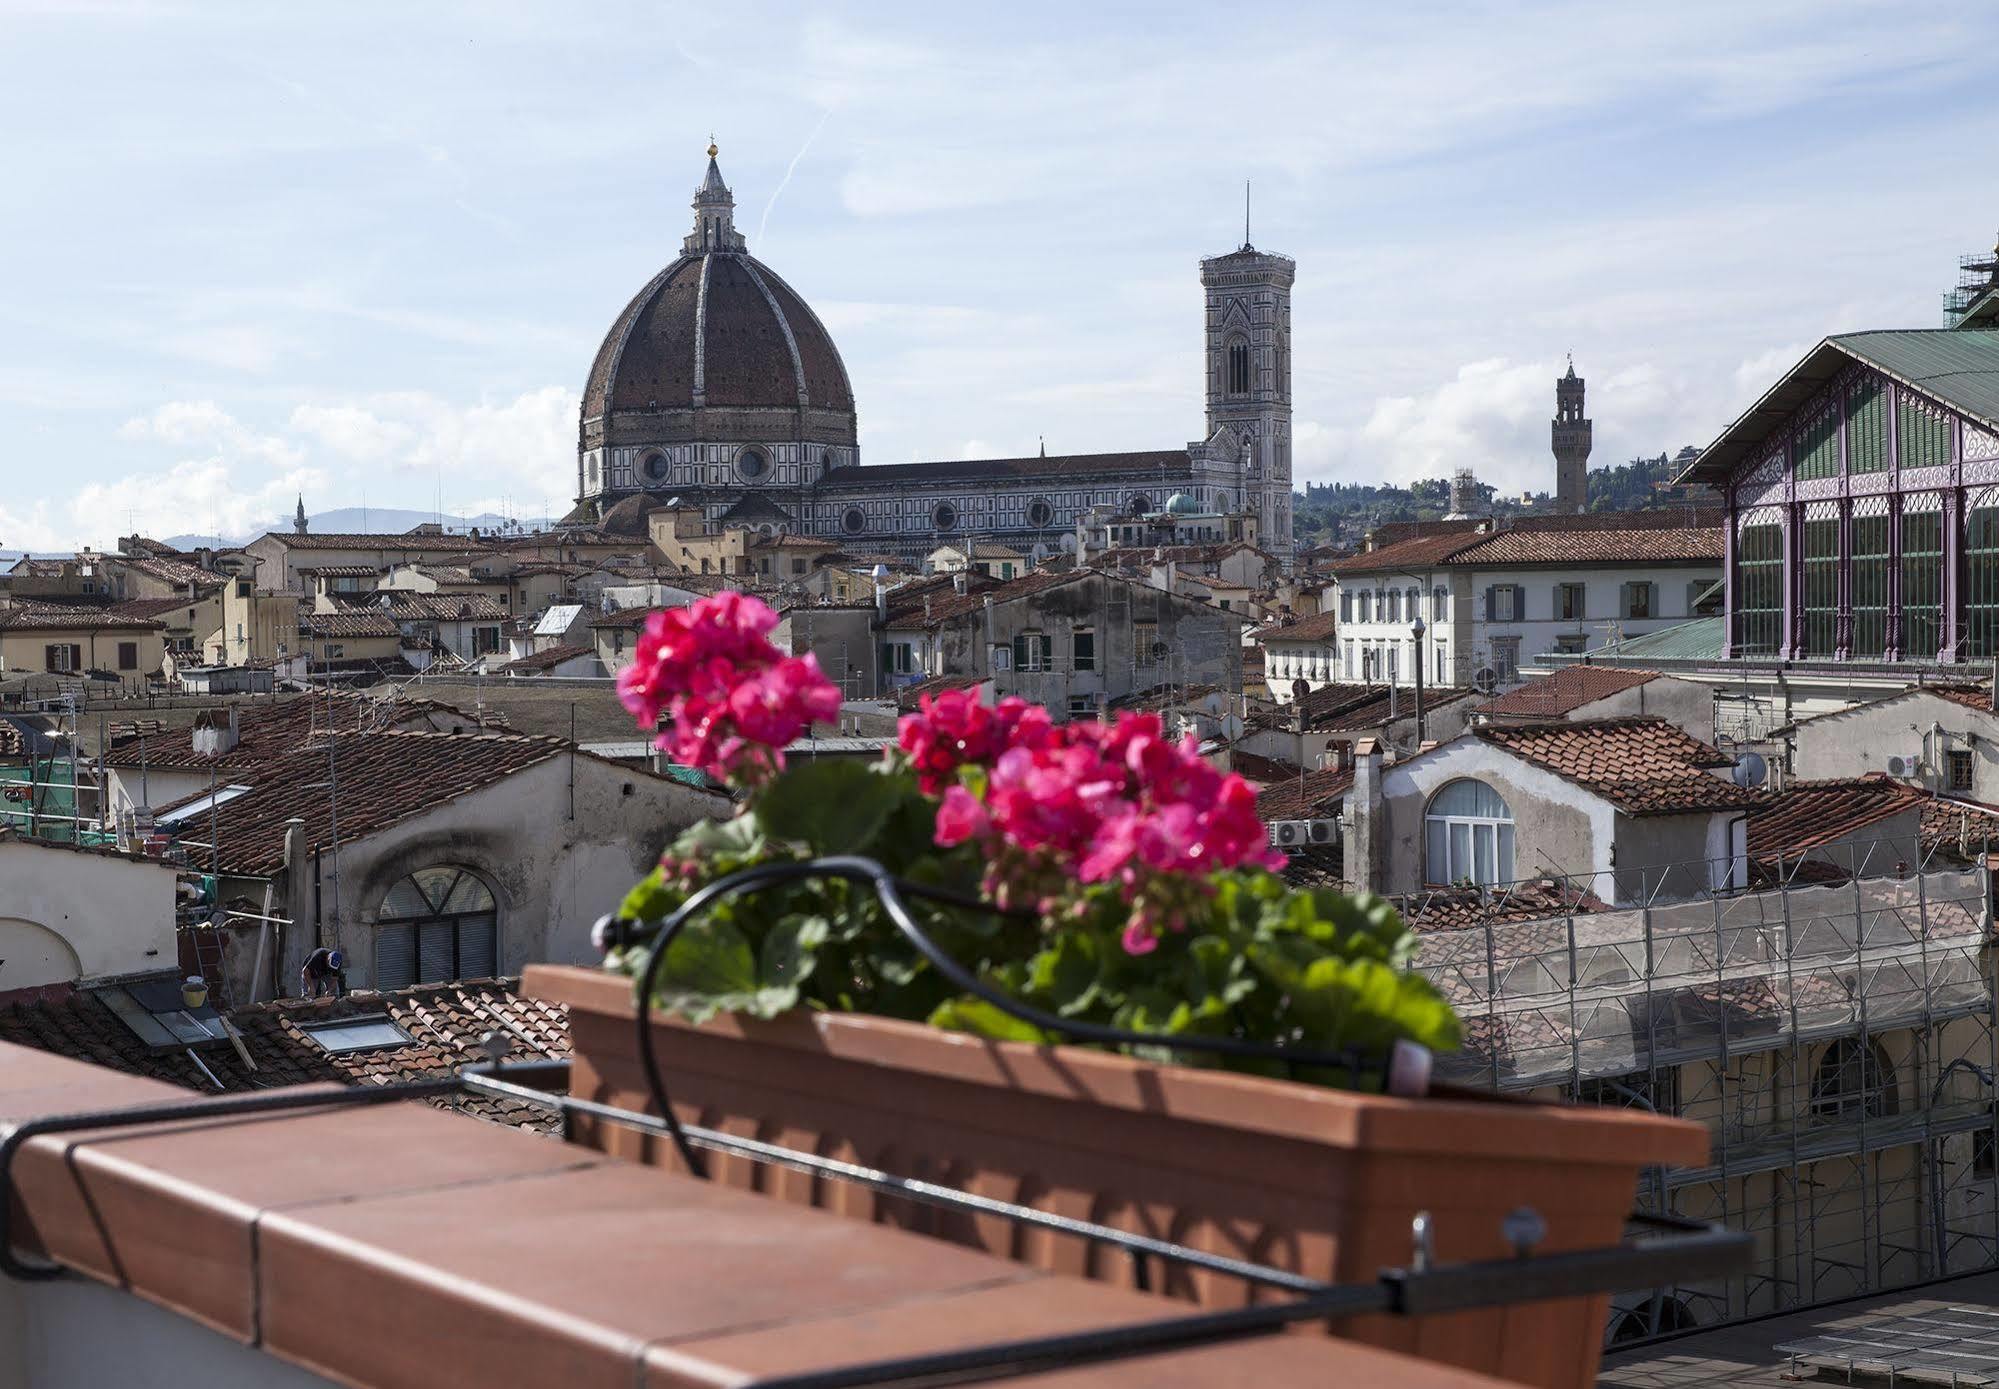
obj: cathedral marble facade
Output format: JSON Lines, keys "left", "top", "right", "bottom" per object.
{"left": 567, "top": 147, "right": 1296, "bottom": 567}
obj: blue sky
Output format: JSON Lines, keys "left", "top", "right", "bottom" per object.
{"left": 4, "top": 1, "right": 1997, "bottom": 548}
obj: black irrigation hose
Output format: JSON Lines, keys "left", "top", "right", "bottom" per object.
{"left": 619, "top": 855, "right": 1387, "bottom": 1180}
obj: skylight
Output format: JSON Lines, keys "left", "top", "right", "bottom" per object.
{"left": 154, "top": 785, "right": 253, "bottom": 826}
{"left": 300, "top": 1015, "right": 413, "bottom": 1054}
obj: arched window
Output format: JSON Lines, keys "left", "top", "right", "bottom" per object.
{"left": 1226, "top": 337, "right": 1251, "bottom": 396}
{"left": 1811, "top": 1038, "right": 1897, "bottom": 1122}
{"left": 640, "top": 451, "right": 669, "bottom": 483}
{"left": 1607, "top": 1297, "right": 1698, "bottom": 1344}
{"left": 736, "top": 448, "right": 770, "bottom": 482}
{"left": 374, "top": 867, "right": 498, "bottom": 989}
{"left": 1424, "top": 780, "right": 1514, "bottom": 886}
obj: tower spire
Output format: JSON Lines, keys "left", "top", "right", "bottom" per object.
{"left": 685, "top": 138, "right": 746, "bottom": 254}
{"left": 293, "top": 494, "right": 308, "bottom": 535}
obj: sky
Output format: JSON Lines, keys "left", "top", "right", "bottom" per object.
{"left": 4, "top": 1, "right": 1997, "bottom": 549}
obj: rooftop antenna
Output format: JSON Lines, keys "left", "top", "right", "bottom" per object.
{"left": 1243, "top": 180, "right": 1251, "bottom": 249}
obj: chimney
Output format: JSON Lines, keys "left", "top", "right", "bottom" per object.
{"left": 952, "top": 572, "right": 967, "bottom": 596}
{"left": 1348, "top": 737, "right": 1384, "bottom": 894}
{"left": 923, "top": 594, "right": 933, "bottom": 623}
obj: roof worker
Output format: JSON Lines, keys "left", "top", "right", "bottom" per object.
{"left": 301, "top": 947, "right": 347, "bottom": 999}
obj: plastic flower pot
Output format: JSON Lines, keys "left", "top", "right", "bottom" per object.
{"left": 526, "top": 962, "right": 1708, "bottom": 1389}
{"left": 180, "top": 976, "right": 208, "bottom": 1010}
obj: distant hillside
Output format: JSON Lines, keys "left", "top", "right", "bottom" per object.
{"left": 163, "top": 507, "right": 556, "bottom": 549}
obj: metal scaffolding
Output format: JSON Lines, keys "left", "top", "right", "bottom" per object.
{"left": 1410, "top": 836, "right": 1998, "bottom": 1343}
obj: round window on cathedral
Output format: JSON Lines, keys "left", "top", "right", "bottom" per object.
{"left": 640, "top": 451, "right": 669, "bottom": 483}
{"left": 1027, "top": 498, "right": 1054, "bottom": 528}
{"left": 933, "top": 501, "right": 958, "bottom": 531}
{"left": 736, "top": 448, "right": 770, "bottom": 482}
{"left": 841, "top": 506, "right": 867, "bottom": 535}
{"left": 1128, "top": 495, "right": 1151, "bottom": 517}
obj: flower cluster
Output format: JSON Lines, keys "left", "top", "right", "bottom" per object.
{"left": 897, "top": 688, "right": 1052, "bottom": 793}
{"left": 904, "top": 691, "right": 1283, "bottom": 954}
{"left": 616, "top": 592, "right": 842, "bottom": 783}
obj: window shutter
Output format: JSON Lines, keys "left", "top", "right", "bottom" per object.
{"left": 374, "top": 927, "right": 416, "bottom": 991}
{"left": 1012, "top": 634, "right": 1027, "bottom": 670}
{"left": 1687, "top": 580, "right": 1702, "bottom": 614}
{"left": 1621, "top": 582, "right": 1634, "bottom": 618}
{"left": 1484, "top": 585, "right": 1496, "bottom": 621}
{"left": 1552, "top": 583, "right": 1565, "bottom": 618}
{"left": 1646, "top": 582, "right": 1659, "bottom": 618}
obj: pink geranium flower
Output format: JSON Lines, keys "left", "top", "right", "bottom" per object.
{"left": 617, "top": 593, "right": 841, "bottom": 783}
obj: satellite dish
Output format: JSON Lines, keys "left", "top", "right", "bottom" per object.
{"left": 1220, "top": 713, "right": 1245, "bottom": 742}
{"left": 1151, "top": 641, "right": 1171, "bottom": 661}
{"left": 1731, "top": 750, "right": 1769, "bottom": 789}
{"left": 1471, "top": 666, "right": 1498, "bottom": 695}
{"left": 1291, "top": 678, "right": 1311, "bottom": 702}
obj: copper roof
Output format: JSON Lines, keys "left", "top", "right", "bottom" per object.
{"left": 1474, "top": 717, "right": 1758, "bottom": 815}
{"left": 1482, "top": 666, "right": 1660, "bottom": 719}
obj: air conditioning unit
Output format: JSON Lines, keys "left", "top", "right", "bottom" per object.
{"left": 1886, "top": 754, "right": 1920, "bottom": 778}
{"left": 1268, "top": 818, "right": 1340, "bottom": 848}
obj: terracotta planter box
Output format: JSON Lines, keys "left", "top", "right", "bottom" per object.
{"left": 527, "top": 963, "right": 1708, "bottom": 1389}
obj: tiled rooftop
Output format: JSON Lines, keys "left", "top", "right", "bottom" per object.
{"left": 0, "top": 977, "right": 566, "bottom": 1130}
{"left": 1448, "top": 525, "right": 1722, "bottom": 567}
{"left": 1482, "top": 666, "right": 1659, "bottom": 719}
{"left": 1255, "top": 764, "right": 1354, "bottom": 819}
{"left": 265, "top": 529, "right": 482, "bottom": 551}
{"left": 1396, "top": 879, "right": 1610, "bottom": 933}
{"left": 1746, "top": 777, "right": 1924, "bottom": 860}
{"left": 360, "top": 590, "right": 509, "bottom": 622}
{"left": 1475, "top": 717, "right": 1760, "bottom": 815}
{"left": 882, "top": 568, "right": 1065, "bottom": 629}
{"left": 300, "top": 609, "right": 404, "bottom": 638}
{"left": 1257, "top": 609, "right": 1340, "bottom": 643}
{"left": 494, "top": 643, "right": 596, "bottom": 673}
{"left": 1248, "top": 682, "right": 1471, "bottom": 734}
{"left": 153, "top": 728, "right": 565, "bottom": 874}
{"left": 0, "top": 606, "right": 164, "bottom": 631}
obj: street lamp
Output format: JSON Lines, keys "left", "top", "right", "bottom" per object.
{"left": 1389, "top": 571, "right": 1431, "bottom": 750}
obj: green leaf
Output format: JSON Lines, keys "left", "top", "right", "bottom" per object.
{"left": 756, "top": 759, "right": 907, "bottom": 856}
{"left": 928, "top": 996, "right": 1052, "bottom": 1043}
{"left": 654, "top": 917, "right": 757, "bottom": 1007}
{"left": 1027, "top": 930, "right": 1103, "bottom": 1017}
{"left": 619, "top": 867, "right": 677, "bottom": 924}
{"left": 760, "top": 915, "right": 829, "bottom": 991}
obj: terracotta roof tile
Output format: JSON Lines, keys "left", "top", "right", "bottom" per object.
{"left": 153, "top": 728, "right": 563, "bottom": 874}
{"left": 0, "top": 978, "right": 567, "bottom": 1131}
{"left": 493, "top": 643, "right": 595, "bottom": 673}
{"left": 1919, "top": 794, "right": 1999, "bottom": 858}
{"left": 264, "top": 531, "right": 483, "bottom": 552}
{"left": 1483, "top": 666, "right": 1659, "bottom": 718}
{"left": 1746, "top": 777, "right": 1924, "bottom": 860}
{"left": 1447, "top": 525, "right": 1722, "bottom": 566}
{"left": 0, "top": 606, "right": 164, "bottom": 632}
{"left": 1475, "top": 717, "right": 1758, "bottom": 815}
{"left": 1396, "top": 879, "right": 1609, "bottom": 933}
{"left": 103, "top": 692, "right": 423, "bottom": 770}
{"left": 1247, "top": 683, "right": 1471, "bottom": 733}
{"left": 300, "top": 610, "right": 403, "bottom": 638}
{"left": 1256, "top": 611, "right": 1339, "bottom": 644}
{"left": 1255, "top": 765, "right": 1354, "bottom": 820}
{"left": 1321, "top": 530, "right": 1489, "bottom": 574}
{"left": 882, "top": 569, "right": 1062, "bottom": 629}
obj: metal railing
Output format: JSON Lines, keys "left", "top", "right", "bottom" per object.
{"left": 0, "top": 1046, "right": 1751, "bottom": 1388}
